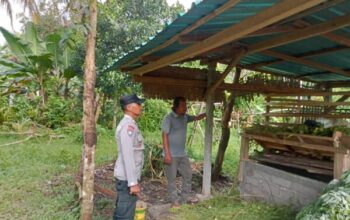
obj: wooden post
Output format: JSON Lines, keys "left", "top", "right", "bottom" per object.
{"left": 323, "top": 85, "right": 332, "bottom": 114}
{"left": 202, "top": 63, "right": 216, "bottom": 195}
{"left": 265, "top": 96, "right": 270, "bottom": 125}
{"left": 333, "top": 131, "right": 350, "bottom": 179}
{"left": 296, "top": 95, "right": 301, "bottom": 124}
{"left": 238, "top": 134, "right": 250, "bottom": 183}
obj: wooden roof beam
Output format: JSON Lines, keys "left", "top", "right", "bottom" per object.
{"left": 293, "top": 19, "right": 350, "bottom": 47}
{"left": 265, "top": 91, "right": 350, "bottom": 96}
{"left": 263, "top": 112, "right": 350, "bottom": 119}
{"left": 325, "top": 95, "right": 350, "bottom": 113}
{"left": 235, "top": 64, "right": 319, "bottom": 83}
{"left": 273, "top": 0, "right": 346, "bottom": 26}
{"left": 121, "top": 0, "right": 241, "bottom": 69}
{"left": 261, "top": 50, "right": 350, "bottom": 77}
{"left": 244, "top": 45, "right": 349, "bottom": 69}
{"left": 135, "top": 75, "right": 350, "bottom": 96}
{"left": 205, "top": 49, "right": 245, "bottom": 97}
{"left": 297, "top": 68, "right": 350, "bottom": 79}
{"left": 322, "top": 33, "right": 350, "bottom": 47}
{"left": 133, "top": 75, "right": 319, "bottom": 95}
{"left": 141, "top": 43, "right": 241, "bottom": 62}
{"left": 179, "top": 25, "right": 297, "bottom": 44}
{"left": 326, "top": 81, "right": 350, "bottom": 88}
{"left": 246, "top": 14, "right": 350, "bottom": 55}
{"left": 131, "top": 0, "right": 325, "bottom": 75}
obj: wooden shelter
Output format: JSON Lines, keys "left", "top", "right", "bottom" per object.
{"left": 110, "top": 0, "right": 350, "bottom": 196}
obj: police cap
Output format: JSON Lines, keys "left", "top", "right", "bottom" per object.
{"left": 120, "top": 94, "right": 145, "bottom": 108}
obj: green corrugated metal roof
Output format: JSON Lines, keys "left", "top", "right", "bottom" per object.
{"left": 110, "top": 0, "right": 350, "bottom": 83}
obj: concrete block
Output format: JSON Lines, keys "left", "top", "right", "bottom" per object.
{"left": 240, "top": 161, "right": 328, "bottom": 210}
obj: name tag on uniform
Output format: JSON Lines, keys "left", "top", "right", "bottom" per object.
{"left": 127, "top": 125, "right": 135, "bottom": 136}
{"left": 135, "top": 133, "right": 144, "bottom": 148}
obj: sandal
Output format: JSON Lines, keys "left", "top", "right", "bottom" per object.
{"left": 171, "top": 201, "right": 181, "bottom": 208}
{"left": 186, "top": 197, "right": 199, "bottom": 204}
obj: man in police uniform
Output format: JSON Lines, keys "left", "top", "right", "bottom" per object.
{"left": 113, "top": 94, "right": 145, "bottom": 220}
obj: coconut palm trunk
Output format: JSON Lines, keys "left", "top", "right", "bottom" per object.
{"left": 80, "top": 0, "right": 98, "bottom": 219}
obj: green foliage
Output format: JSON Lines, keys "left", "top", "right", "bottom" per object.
{"left": 96, "top": 72, "right": 141, "bottom": 128}
{"left": 246, "top": 124, "right": 350, "bottom": 137}
{"left": 57, "top": 0, "right": 184, "bottom": 129}
{"left": 234, "top": 95, "right": 265, "bottom": 124}
{"left": 39, "top": 96, "right": 82, "bottom": 129}
{"left": 0, "top": 21, "right": 80, "bottom": 111}
{"left": 0, "top": 132, "right": 116, "bottom": 219}
{"left": 1, "top": 95, "right": 39, "bottom": 122}
{"left": 138, "top": 99, "right": 170, "bottom": 132}
{"left": 0, "top": 1, "right": 183, "bottom": 130}
{"left": 142, "top": 131, "right": 164, "bottom": 178}
{"left": 57, "top": 124, "right": 113, "bottom": 143}
{"left": 175, "top": 192, "right": 295, "bottom": 220}
{"left": 0, "top": 21, "right": 82, "bottom": 129}
{"left": 333, "top": 125, "right": 350, "bottom": 136}
{"left": 296, "top": 171, "right": 350, "bottom": 220}
{"left": 96, "top": 0, "right": 183, "bottom": 71}
{"left": 0, "top": 126, "right": 294, "bottom": 219}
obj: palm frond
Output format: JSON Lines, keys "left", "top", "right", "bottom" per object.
{"left": 0, "top": 0, "right": 13, "bottom": 28}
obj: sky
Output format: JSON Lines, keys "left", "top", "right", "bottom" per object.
{"left": 0, "top": 0, "right": 194, "bottom": 45}
{"left": 0, "top": 1, "right": 23, "bottom": 45}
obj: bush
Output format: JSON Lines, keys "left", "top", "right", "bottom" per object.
{"left": 57, "top": 123, "right": 113, "bottom": 142}
{"left": 138, "top": 99, "right": 170, "bottom": 132}
{"left": 3, "top": 95, "right": 39, "bottom": 122}
{"left": 142, "top": 131, "right": 164, "bottom": 178}
{"left": 39, "top": 96, "right": 82, "bottom": 129}
{"left": 0, "top": 94, "right": 82, "bottom": 129}
{"left": 98, "top": 100, "right": 119, "bottom": 129}
{"left": 296, "top": 171, "right": 350, "bottom": 220}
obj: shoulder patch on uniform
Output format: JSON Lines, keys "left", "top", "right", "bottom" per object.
{"left": 127, "top": 125, "right": 135, "bottom": 136}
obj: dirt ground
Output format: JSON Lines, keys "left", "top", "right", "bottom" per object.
{"left": 93, "top": 161, "right": 233, "bottom": 218}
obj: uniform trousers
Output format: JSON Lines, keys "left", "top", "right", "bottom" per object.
{"left": 113, "top": 180, "right": 137, "bottom": 220}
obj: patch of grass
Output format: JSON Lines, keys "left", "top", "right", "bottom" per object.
{"left": 0, "top": 132, "right": 116, "bottom": 219}
{"left": 187, "top": 127, "right": 241, "bottom": 177}
{"left": 173, "top": 192, "right": 295, "bottom": 220}
{"left": 0, "top": 126, "right": 294, "bottom": 219}
{"left": 182, "top": 128, "right": 295, "bottom": 220}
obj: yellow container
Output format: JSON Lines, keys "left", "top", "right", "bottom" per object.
{"left": 135, "top": 207, "right": 145, "bottom": 220}
{"left": 135, "top": 201, "right": 147, "bottom": 220}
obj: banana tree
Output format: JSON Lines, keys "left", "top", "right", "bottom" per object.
{"left": 0, "top": 22, "right": 76, "bottom": 105}
{"left": 0, "top": 23, "right": 50, "bottom": 105}
{"left": 0, "top": 46, "right": 32, "bottom": 95}
{"left": 45, "top": 28, "right": 77, "bottom": 98}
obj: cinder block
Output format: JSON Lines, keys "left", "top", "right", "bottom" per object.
{"left": 240, "top": 161, "right": 327, "bottom": 210}
{"left": 271, "top": 176, "right": 293, "bottom": 188}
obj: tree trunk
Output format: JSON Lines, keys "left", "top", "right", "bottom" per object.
{"left": 112, "top": 100, "right": 119, "bottom": 129}
{"left": 95, "top": 93, "right": 107, "bottom": 124}
{"left": 94, "top": 92, "right": 102, "bottom": 123}
{"left": 187, "top": 103, "right": 204, "bottom": 148}
{"left": 38, "top": 72, "right": 46, "bottom": 107}
{"left": 64, "top": 78, "right": 70, "bottom": 99}
{"left": 212, "top": 68, "right": 241, "bottom": 181}
{"left": 80, "top": 0, "right": 97, "bottom": 219}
